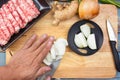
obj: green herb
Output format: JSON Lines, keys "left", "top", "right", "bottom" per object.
{"left": 78, "top": 0, "right": 81, "bottom": 3}
{"left": 99, "top": 0, "right": 120, "bottom": 8}
{"left": 67, "top": 0, "right": 72, "bottom": 2}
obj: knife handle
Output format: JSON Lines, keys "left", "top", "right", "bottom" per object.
{"left": 110, "top": 41, "right": 120, "bottom": 72}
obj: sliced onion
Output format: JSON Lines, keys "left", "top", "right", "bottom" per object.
{"left": 74, "top": 33, "right": 87, "bottom": 48}
{"left": 80, "top": 24, "right": 91, "bottom": 38}
{"left": 56, "top": 55, "right": 63, "bottom": 61}
{"left": 50, "top": 45, "right": 56, "bottom": 59}
{"left": 46, "top": 52, "right": 53, "bottom": 62}
{"left": 43, "top": 59, "right": 52, "bottom": 66}
{"left": 87, "top": 34, "right": 97, "bottom": 50}
{"left": 55, "top": 38, "right": 68, "bottom": 46}
{"left": 43, "top": 52, "right": 53, "bottom": 65}
{"left": 43, "top": 38, "right": 68, "bottom": 65}
{"left": 54, "top": 43, "right": 65, "bottom": 56}
{"left": 54, "top": 38, "right": 68, "bottom": 56}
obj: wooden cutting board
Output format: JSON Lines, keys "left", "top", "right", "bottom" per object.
{"left": 6, "top": 4, "right": 118, "bottom": 78}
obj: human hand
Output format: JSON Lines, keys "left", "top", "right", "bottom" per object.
{"left": 7, "top": 34, "right": 54, "bottom": 80}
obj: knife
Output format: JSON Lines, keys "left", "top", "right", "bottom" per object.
{"left": 106, "top": 19, "right": 120, "bottom": 72}
{"left": 37, "top": 59, "right": 61, "bottom": 80}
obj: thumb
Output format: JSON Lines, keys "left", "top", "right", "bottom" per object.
{"left": 35, "top": 66, "right": 51, "bottom": 77}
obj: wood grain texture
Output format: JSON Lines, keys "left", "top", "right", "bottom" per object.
{"left": 6, "top": 49, "right": 12, "bottom": 64}
{"left": 6, "top": 4, "right": 118, "bottom": 78}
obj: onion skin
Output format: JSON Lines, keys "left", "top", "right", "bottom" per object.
{"left": 79, "top": 0, "right": 100, "bottom": 19}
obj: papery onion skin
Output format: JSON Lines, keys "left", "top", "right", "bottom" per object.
{"left": 79, "top": 0, "right": 100, "bottom": 19}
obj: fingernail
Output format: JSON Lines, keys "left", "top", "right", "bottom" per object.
{"left": 42, "top": 34, "right": 47, "bottom": 38}
{"left": 49, "top": 36, "right": 54, "bottom": 41}
{"left": 46, "top": 67, "right": 51, "bottom": 71}
{"left": 32, "top": 34, "right": 37, "bottom": 38}
{"left": 46, "top": 76, "right": 51, "bottom": 80}
{"left": 48, "top": 41, "right": 52, "bottom": 46}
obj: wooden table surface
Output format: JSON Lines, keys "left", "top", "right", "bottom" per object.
{"left": 6, "top": 4, "right": 118, "bottom": 78}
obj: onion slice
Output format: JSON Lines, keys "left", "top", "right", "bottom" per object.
{"left": 50, "top": 45, "right": 56, "bottom": 60}
{"left": 46, "top": 52, "right": 53, "bottom": 62}
{"left": 54, "top": 38, "right": 68, "bottom": 56}
{"left": 74, "top": 33, "right": 87, "bottom": 48}
{"left": 43, "top": 59, "right": 52, "bottom": 66}
{"left": 80, "top": 24, "right": 91, "bottom": 38}
{"left": 56, "top": 55, "right": 63, "bottom": 61}
{"left": 87, "top": 34, "right": 97, "bottom": 50}
{"left": 43, "top": 38, "right": 68, "bottom": 66}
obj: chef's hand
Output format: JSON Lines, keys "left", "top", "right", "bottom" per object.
{"left": 7, "top": 34, "right": 54, "bottom": 80}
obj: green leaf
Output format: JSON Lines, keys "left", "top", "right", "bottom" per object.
{"left": 99, "top": 0, "right": 120, "bottom": 8}
{"left": 68, "top": 0, "right": 72, "bottom": 2}
{"left": 78, "top": 0, "right": 81, "bottom": 3}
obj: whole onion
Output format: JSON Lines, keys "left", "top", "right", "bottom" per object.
{"left": 79, "top": 0, "right": 100, "bottom": 19}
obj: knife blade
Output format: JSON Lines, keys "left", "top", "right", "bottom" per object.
{"left": 118, "top": 18, "right": 120, "bottom": 52}
{"left": 106, "top": 19, "right": 120, "bottom": 72}
{"left": 37, "top": 59, "right": 61, "bottom": 80}
{"left": 118, "top": 18, "right": 120, "bottom": 33}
